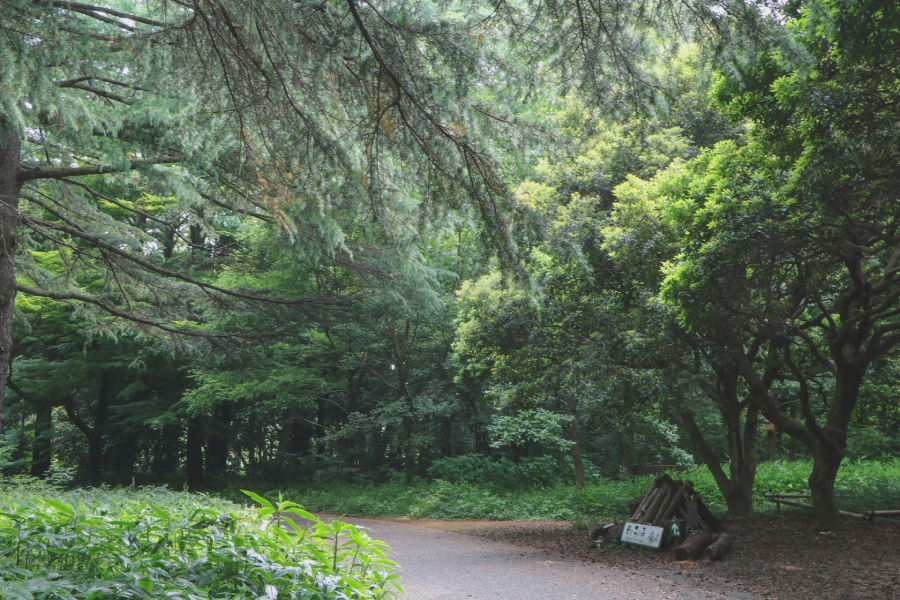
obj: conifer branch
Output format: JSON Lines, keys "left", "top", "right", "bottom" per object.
{"left": 16, "top": 283, "right": 242, "bottom": 339}
{"left": 55, "top": 80, "right": 133, "bottom": 104}
{"left": 18, "top": 157, "right": 180, "bottom": 182}
{"left": 21, "top": 196, "right": 326, "bottom": 309}
{"left": 34, "top": 0, "right": 168, "bottom": 28}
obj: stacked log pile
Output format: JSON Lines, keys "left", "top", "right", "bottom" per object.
{"left": 624, "top": 473, "right": 731, "bottom": 560}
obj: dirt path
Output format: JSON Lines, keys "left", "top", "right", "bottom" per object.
{"left": 330, "top": 516, "right": 736, "bottom": 600}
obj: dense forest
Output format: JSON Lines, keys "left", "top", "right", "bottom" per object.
{"left": 2, "top": 0, "right": 899, "bottom": 534}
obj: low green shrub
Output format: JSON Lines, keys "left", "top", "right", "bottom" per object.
{"left": 255, "top": 458, "right": 900, "bottom": 522}
{"left": 0, "top": 479, "right": 401, "bottom": 600}
{"left": 426, "top": 453, "right": 596, "bottom": 490}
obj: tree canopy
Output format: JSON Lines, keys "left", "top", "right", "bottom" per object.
{"left": 2, "top": 0, "right": 899, "bottom": 532}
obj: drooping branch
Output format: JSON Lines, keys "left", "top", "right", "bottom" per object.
{"left": 20, "top": 196, "right": 319, "bottom": 308}
{"left": 16, "top": 283, "right": 243, "bottom": 339}
{"left": 18, "top": 157, "right": 180, "bottom": 182}
{"left": 55, "top": 80, "right": 133, "bottom": 104}
{"left": 35, "top": 0, "right": 169, "bottom": 28}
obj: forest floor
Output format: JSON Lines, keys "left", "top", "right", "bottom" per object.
{"left": 416, "top": 513, "right": 900, "bottom": 600}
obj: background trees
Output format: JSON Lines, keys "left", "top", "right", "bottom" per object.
{"left": 2, "top": 0, "right": 900, "bottom": 533}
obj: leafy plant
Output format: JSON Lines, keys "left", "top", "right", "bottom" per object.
{"left": 0, "top": 480, "right": 401, "bottom": 600}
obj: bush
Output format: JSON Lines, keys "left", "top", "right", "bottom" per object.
{"left": 0, "top": 480, "right": 401, "bottom": 600}
{"left": 265, "top": 458, "right": 900, "bottom": 522}
{"left": 426, "top": 453, "right": 596, "bottom": 490}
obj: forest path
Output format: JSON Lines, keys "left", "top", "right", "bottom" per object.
{"left": 323, "top": 516, "right": 735, "bottom": 600}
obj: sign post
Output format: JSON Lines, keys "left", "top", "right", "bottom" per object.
{"left": 668, "top": 519, "right": 684, "bottom": 539}
{"left": 620, "top": 522, "right": 664, "bottom": 549}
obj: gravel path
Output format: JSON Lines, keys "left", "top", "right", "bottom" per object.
{"left": 332, "top": 517, "right": 732, "bottom": 600}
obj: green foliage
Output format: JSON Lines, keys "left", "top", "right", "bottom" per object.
{"left": 0, "top": 481, "right": 400, "bottom": 600}
{"left": 486, "top": 410, "right": 575, "bottom": 451}
{"left": 426, "top": 453, "right": 593, "bottom": 490}
{"left": 254, "top": 459, "right": 900, "bottom": 523}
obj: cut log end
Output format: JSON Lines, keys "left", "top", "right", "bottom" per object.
{"left": 704, "top": 532, "right": 732, "bottom": 560}
{"left": 673, "top": 531, "right": 715, "bottom": 560}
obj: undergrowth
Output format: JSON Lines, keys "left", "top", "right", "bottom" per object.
{"left": 232, "top": 459, "right": 900, "bottom": 522}
{"left": 0, "top": 479, "right": 401, "bottom": 600}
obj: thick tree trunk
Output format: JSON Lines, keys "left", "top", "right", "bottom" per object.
{"left": 30, "top": 403, "right": 52, "bottom": 478}
{"left": 806, "top": 367, "right": 864, "bottom": 530}
{"left": 722, "top": 483, "right": 755, "bottom": 518}
{"left": 682, "top": 403, "right": 757, "bottom": 518}
{"left": 809, "top": 446, "right": 843, "bottom": 531}
{"left": 566, "top": 399, "right": 585, "bottom": 489}
{"left": 0, "top": 133, "right": 22, "bottom": 434}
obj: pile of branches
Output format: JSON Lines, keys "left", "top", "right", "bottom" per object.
{"left": 602, "top": 474, "right": 732, "bottom": 560}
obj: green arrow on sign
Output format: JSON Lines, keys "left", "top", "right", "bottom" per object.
{"left": 669, "top": 519, "right": 684, "bottom": 538}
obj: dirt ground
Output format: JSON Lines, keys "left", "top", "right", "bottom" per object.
{"left": 413, "top": 513, "right": 900, "bottom": 600}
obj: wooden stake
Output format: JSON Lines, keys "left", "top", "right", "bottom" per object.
{"left": 651, "top": 486, "right": 675, "bottom": 526}
{"left": 658, "top": 482, "right": 688, "bottom": 525}
{"left": 632, "top": 486, "right": 659, "bottom": 521}
{"left": 643, "top": 484, "right": 669, "bottom": 524}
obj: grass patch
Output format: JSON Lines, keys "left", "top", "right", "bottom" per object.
{"left": 234, "top": 459, "right": 900, "bottom": 522}
{"left": 0, "top": 478, "right": 401, "bottom": 600}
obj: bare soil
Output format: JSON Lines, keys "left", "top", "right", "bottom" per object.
{"left": 431, "top": 513, "right": 900, "bottom": 600}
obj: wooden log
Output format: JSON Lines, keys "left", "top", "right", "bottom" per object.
{"left": 704, "top": 533, "right": 732, "bottom": 560}
{"left": 674, "top": 531, "right": 716, "bottom": 560}
{"left": 608, "top": 523, "right": 625, "bottom": 540}
{"left": 632, "top": 486, "right": 659, "bottom": 521}
{"left": 660, "top": 472, "right": 678, "bottom": 488}
{"left": 651, "top": 485, "right": 675, "bottom": 526}
{"left": 766, "top": 497, "right": 813, "bottom": 510}
{"left": 643, "top": 484, "right": 670, "bottom": 524}
{"left": 865, "top": 510, "right": 900, "bottom": 522}
{"left": 764, "top": 493, "right": 811, "bottom": 499}
{"left": 633, "top": 479, "right": 663, "bottom": 516}
{"left": 627, "top": 496, "right": 643, "bottom": 517}
{"left": 696, "top": 497, "right": 724, "bottom": 532}
{"left": 681, "top": 482, "right": 700, "bottom": 528}
{"left": 658, "top": 482, "right": 687, "bottom": 525}
{"left": 766, "top": 497, "right": 865, "bottom": 519}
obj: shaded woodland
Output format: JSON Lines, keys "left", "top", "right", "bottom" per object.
{"left": 1, "top": 0, "right": 900, "bottom": 531}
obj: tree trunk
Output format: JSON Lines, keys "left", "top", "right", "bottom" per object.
{"left": 30, "top": 403, "right": 52, "bottom": 478}
{"left": 566, "top": 398, "right": 585, "bottom": 489}
{"left": 402, "top": 415, "right": 416, "bottom": 486}
{"left": 87, "top": 431, "right": 103, "bottom": 486}
{"left": 809, "top": 446, "right": 843, "bottom": 531}
{"left": 0, "top": 133, "right": 22, "bottom": 434}
{"left": 681, "top": 403, "right": 757, "bottom": 518}
{"left": 767, "top": 426, "right": 777, "bottom": 461}
{"left": 722, "top": 483, "right": 755, "bottom": 519}
{"left": 185, "top": 417, "right": 204, "bottom": 487}
{"left": 206, "top": 403, "right": 233, "bottom": 477}
{"left": 113, "top": 435, "right": 139, "bottom": 483}
{"left": 788, "top": 403, "right": 797, "bottom": 461}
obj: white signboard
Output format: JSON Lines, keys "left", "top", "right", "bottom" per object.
{"left": 621, "top": 522, "right": 664, "bottom": 549}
